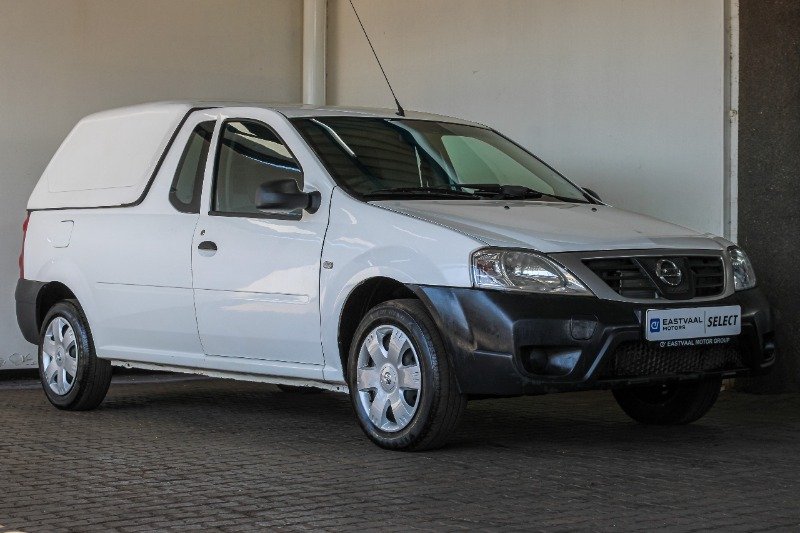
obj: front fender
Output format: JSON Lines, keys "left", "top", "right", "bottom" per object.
{"left": 318, "top": 189, "right": 482, "bottom": 382}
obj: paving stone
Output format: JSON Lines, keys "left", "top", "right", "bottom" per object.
{"left": 0, "top": 376, "right": 798, "bottom": 532}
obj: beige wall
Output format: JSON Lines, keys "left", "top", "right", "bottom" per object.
{"left": 328, "top": 0, "right": 726, "bottom": 232}
{"left": 0, "top": 0, "right": 303, "bottom": 368}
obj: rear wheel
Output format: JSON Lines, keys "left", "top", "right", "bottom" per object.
{"left": 612, "top": 378, "right": 722, "bottom": 425}
{"left": 39, "top": 300, "right": 112, "bottom": 410}
{"left": 347, "top": 299, "right": 466, "bottom": 451}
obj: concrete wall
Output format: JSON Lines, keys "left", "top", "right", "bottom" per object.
{"left": 328, "top": 0, "right": 727, "bottom": 234}
{"left": 737, "top": 0, "right": 800, "bottom": 392}
{"left": 0, "top": 0, "right": 303, "bottom": 369}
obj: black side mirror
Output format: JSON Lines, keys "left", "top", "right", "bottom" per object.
{"left": 582, "top": 187, "right": 602, "bottom": 203}
{"left": 255, "top": 179, "right": 321, "bottom": 214}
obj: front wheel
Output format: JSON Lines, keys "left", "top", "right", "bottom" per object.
{"left": 347, "top": 299, "right": 466, "bottom": 451}
{"left": 612, "top": 378, "right": 722, "bottom": 425}
{"left": 39, "top": 300, "right": 112, "bottom": 410}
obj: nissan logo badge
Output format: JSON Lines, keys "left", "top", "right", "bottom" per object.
{"left": 655, "top": 259, "right": 683, "bottom": 286}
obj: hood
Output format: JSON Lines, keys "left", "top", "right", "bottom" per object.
{"left": 371, "top": 200, "right": 726, "bottom": 253}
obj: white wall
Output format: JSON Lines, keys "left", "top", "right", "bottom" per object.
{"left": 0, "top": 0, "right": 303, "bottom": 368}
{"left": 328, "top": 0, "right": 726, "bottom": 231}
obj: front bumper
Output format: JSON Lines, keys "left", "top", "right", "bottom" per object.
{"left": 412, "top": 286, "right": 775, "bottom": 396}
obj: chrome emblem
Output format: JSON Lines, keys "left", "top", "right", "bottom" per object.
{"left": 381, "top": 370, "right": 394, "bottom": 386}
{"left": 655, "top": 259, "right": 683, "bottom": 286}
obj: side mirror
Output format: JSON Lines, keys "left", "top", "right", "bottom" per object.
{"left": 582, "top": 187, "right": 602, "bottom": 203}
{"left": 255, "top": 179, "right": 321, "bottom": 214}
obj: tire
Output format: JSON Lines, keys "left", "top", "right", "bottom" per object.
{"left": 277, "top": 384, "right": 321, "bottom": 394}
{"left": 347, "top": 299, "right": 466, "bottom": 451}
{"left": 612, "top": 378, "right": 722, "bottom": 425}
{"left": 38, "top": 300, "right": 112, "bottom": 411}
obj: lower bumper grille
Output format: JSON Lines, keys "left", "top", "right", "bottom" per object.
{"left": 601, "top": 341, "right": 744, "bottom": 378}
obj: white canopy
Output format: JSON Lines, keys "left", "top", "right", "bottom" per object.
{"left": 28, "top": 102, "right": 194, "bottom": 209}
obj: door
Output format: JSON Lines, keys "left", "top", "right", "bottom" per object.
{"left": 191, "top": 115, "right": 327, "bottom": 366}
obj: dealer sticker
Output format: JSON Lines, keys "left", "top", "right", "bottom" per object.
{"left": 645, "top": 305, "right": 741, "bottom": 342}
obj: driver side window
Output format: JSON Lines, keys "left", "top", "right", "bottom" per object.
{"left": 213, "top": 120, "right": 302, "bottom": 215}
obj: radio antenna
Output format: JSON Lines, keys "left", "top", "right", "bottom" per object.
{"left": 348, "top": 0, "right": 405, "bottom": 117}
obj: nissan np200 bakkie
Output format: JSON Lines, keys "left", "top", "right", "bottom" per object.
{"left": 16, "top": 102, "right": 775, "bottom": 450}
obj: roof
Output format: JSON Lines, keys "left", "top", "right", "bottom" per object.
{"left": 117, "top": 100, "right": 484, "bottom": 126}
{"left": 270, "top": 104, "right": 484, "bottom": 126}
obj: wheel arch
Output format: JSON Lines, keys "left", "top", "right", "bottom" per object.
{"left": 17, "top": 279, "right": 80, "bottom": 345}
{"left": 337, "top": 276, "right": 424, "bottom": 379}
{"left": 36, "top": 282, "right": 78, "bottom": 335}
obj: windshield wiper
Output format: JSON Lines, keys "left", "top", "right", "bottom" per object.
{"left": 363, "top": 184, "right": 535, "bottom": 199}
{"left": 446, "top": 183, "right": 542, "bottom": 199}
{"left": 362, "top": 184, "right": 590, "bottom": 203}
{"left": 450, "top": 183, "right": 591, "bottom": 203}
{"left": 362, "top": 187, "right": 477, "bottom": 199}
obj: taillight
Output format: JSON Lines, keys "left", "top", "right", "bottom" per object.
{"left": 19, "top": 213, "right": 29, "bottom": 279}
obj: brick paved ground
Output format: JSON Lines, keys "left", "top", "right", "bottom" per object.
{"left": 1, "top": 373, "right": 798, "bottom": 532}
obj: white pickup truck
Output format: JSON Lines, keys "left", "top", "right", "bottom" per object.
{"left": 16, "top": 102, "right": 775, "bottom": 450}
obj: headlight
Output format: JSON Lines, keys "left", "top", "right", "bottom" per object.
{"left": 729, "top": 246, "right": 757, "bottom": 290}
{"left": 471, "top": 249, "right": 593, "bottom": 296}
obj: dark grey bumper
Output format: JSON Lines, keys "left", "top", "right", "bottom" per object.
{"left": 411, "top": 285, "right": 776, "bottom": 396}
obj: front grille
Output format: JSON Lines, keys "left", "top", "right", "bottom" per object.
{"left": 584, "top": 255, "right": 725, "bottom": 300}
{"left": 600, "top": 341, "right": 743, "bottom": 378}
{"left": 584, "top": 258, "right": 658, "bottom": 299}
{"left": 688, "top": 256, "right": 725, "bottom": 296}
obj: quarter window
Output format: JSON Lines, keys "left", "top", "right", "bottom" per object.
{"left": 214, "top": 120, "right": 301, "bottom": 215}
{"left": 169, "top": 121, "right": 215, "bottom": 213}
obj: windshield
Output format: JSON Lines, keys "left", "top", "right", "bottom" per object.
{"left": 291, "top": 117, "right": 590, "bottom": 203}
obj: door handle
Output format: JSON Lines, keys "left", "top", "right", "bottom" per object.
{"left": 198, "top": 241, "right": 217, "bottom": 252}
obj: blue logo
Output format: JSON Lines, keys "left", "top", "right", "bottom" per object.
{"left": 649, "top": 318, "right": 661, "bottom": 333}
